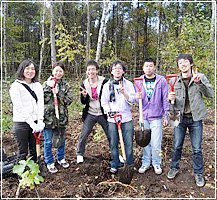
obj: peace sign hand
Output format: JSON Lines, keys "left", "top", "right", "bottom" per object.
{"left": 80, "top": 86, "right": 88, "bottom": 96}
{"left": 192, "top": 68, "right": 201, "bottom": 83}
{"left": 119, "top": 81, "right": 124, "bottom": 94}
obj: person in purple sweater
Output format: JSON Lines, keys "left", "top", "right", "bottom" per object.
{"left": 135, "top": 57, "right": 170, "bottom": 175}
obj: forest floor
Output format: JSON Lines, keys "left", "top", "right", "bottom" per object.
{"left": 1, "top": 107, "right": 216, "bottom": 199}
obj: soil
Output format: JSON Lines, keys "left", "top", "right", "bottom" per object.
{"left": 1, "top": 108, "right": 216, "bottom": 199}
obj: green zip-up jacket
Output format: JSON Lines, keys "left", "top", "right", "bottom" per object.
{"left": 43, "top": 77, "right": 73, "bottom": 128}
{"left": 170, "top": 73, "right": 213, "bottom": 121}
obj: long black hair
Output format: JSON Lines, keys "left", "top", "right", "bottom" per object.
{"left": 16, "top": 60, "right": 38, "bottom": 82}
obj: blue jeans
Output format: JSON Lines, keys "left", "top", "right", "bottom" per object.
{"left": 44, "top": 128, "right": 66, "bottom": 165}
{"left": 170, "top": 117, "right": 203, "bottom": 174}
{"left": 108, "top": 121, "right": 134, "bottom": 169}
{"left": 141, "top": 119, "right": 163, "bottom": 167}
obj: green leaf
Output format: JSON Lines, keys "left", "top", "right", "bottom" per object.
{"left": 13, "top": 164, "right": 26, "bottom": 175}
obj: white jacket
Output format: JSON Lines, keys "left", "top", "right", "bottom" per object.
{"left": 9, "top": 80, "right": 44, "bottom": 125}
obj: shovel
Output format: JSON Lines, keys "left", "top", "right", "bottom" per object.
{"left": 134, "top": 77, "right": 151, "bottom": 147}
{"left": 51, "top": 77, "right": 63, "bottom": 147}
{"left": 51, "top": 76, "right": 59, "bottom": 119}
{"left": 33, "top": 132, "right": 47, "bottom": 177}
{"left": 114, "top": 114, "right": 134, "bottom": 184}
{"left": 166, "top": 74, "right": 180, "bottom": 127}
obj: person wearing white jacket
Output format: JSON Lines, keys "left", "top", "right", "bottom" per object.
{"left": 9, "top": 60, "right": 45, "bottom": 162}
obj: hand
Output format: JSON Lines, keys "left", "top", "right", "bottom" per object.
{"left": 29, "top": 122, "right": 40, "bottom": 133}
{"left": 52, "top": 85, "right": 59, "bottom": 94}
{"left": 80, "top": 86, "right": 88, "bottom": 96}
{"left": 47, "top": 77, "right": 56, "bottom": 87}
{"left": 37, "top": 120, "right": 45, "bottom": 132}
{"left": 192, "top": 68, "right": 201, "bottom": 83}
{"left": 163, "top": 120, "right": 168, "bottom": 127}
{"left": 136, "top": 92, "right": 142, "bottom": 99}
{"left": 119, "top": 81, "right": 124, "bottom": 94}
{"left": 168, "top": 92, "right": 175, "bottom": 102}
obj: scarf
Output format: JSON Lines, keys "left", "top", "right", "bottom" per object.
{"left": 109, "top": 77, "right": 123, "bottom": 102}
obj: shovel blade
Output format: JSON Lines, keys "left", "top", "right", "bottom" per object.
{"left": 135, "top": 129, "right": 151, "bottom": 147}
{"left": 118, "top": 164, "right": 134, "bottom": 184}
{"left": 37, "top": 156, "right": 48, "bottom": 177}
{"left": 168, "top": 110, "right": 180, "bottom": 127}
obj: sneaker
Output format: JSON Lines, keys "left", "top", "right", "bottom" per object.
{"left": 110, "top": 168, "right": 117, "bottom": 173}
{"left": 119, "top": 155, "right": 124, "bottom": 163}
{"left": 47, "top": 163, "right": 58, "bottom": 173}
{"left": 77, "top": 155, "right": 84, "bottom": 164}
{"left": 138, "top": 165, "right": 150, "bottom": 174}
{"left": 195, "top": 174, "right": 205, "bottom": 187}
{"left": 153, "top": 165, "right": 162, "bottom": 175}
{"left": 167, "top": 168, "right": 179, "bottom": 179}
{"left": 57, "top": 159, "right": 69, "bottom": 168}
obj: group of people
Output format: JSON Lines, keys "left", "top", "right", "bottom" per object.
{"left": 9, "top": 53, "right": 213, "bottom": 188}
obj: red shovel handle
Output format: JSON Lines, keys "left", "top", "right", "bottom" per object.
{"left": 114, "top": 114, "right": 122, "bottom": 130}
{"left": 166, "top": 74, "right": 178, "bottom": 92}
{"left": 51, "top": 76, "right": 58, "bottom": 88}
{"left": 33, "top": 132, "right": 42, "bottom": 145}
{"left": 134, "top": 77, "right": 143, "bottom": 92}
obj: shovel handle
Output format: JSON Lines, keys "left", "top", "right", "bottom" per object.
{"left": 114, "top": 114, "right": 127, "bottom": 161}
{"left": 34, "top": 132, "right": 42, "bottom": 157}
{"left": 118, "top": 128, "right": 127, "bottom": 161}
{"left": 134, "top": 77, "right": 143, "bottom": 92}
{"left": 114, "top": 114, "right": 122, "bottom": 130}
{"left": 166, "top": 74, "right": 178, "bottom": 92}
{"left": 139, "top": 99, "right": 144, "bottom": 122}
{"left": 33, "top": 132, "right": 42, "bottom": 145}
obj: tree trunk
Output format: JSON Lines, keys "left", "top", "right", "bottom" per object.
{"left": 50, "top": 2, "right": 56, "bottom": 65}
{"left": 96, "top": 0, "right": 109, "bottom": 63}
{"left": 3, "top": 2, "right": 8, "bottom": 81}
{"left": 39, "top": 1, "right": 46, "bottom": 81}
{"left": 175, "top": 3, "right": 179, "bottom": 38}
{"left": 114, "top": 3, "right": 119, "bottom": 57}
{"left": 210, "top": 1, "right": 215, "bottom": 41}
{"left": 86, "top": 2, "right": 91, "bottom": 60}
{"left": 133, "top": 3, "right": 139, "bottom": 78}
{"left": 156, "top": 6, "right": 162, "bottom": 69}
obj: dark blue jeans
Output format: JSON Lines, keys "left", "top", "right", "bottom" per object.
{"left": 108, "top": 120, "right": 134, "bottom": 169}
{"left": 77, "top": 113, "right": 108, "bottom": 156}
{"left": 170, "top": 117, "right": 203, "bottom": 174}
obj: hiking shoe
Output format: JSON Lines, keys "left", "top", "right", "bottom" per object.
{"left": 138, "top": 165, "right": 150, "bottom": 174}
{"left": 77, "top": 155, "right": 84, "bottom": 164}
{"left": 57, "top": 159, "right": 69, "bottom": 168}
{"left": 195, "top": 174, "right": 205, "bottom": 187}
{"left": 110, "top": 168, "right": 117, "bottom": 173}
{"left": 167, "top": 168, "right": 179, "bottom": 179}
{"left": 153, "top": 165, "right": 162, "bottom": 175}
{"left": 47, "top": 163, "right": 58, "bottom": 173}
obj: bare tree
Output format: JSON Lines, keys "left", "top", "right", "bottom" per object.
{"left": 86, "top": 2, "right": 91, "bottom": 60}
{"left": 38, "top": 1, "right": 46, "bottom": 81}
{"left": 210, "top": 1, "right": 216, "bottom": 41}
{"left": 96, "top": 0, "right": 109, "bottom": 63}
{"left": 3, "top": 2, "right": 8, "bottom": 81}
{"left": 50, "top": 1, "right": 56, "bottom": 65}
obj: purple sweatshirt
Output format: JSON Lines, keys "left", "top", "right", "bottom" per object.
{"left": 135, "top": 74, "right": 170, "bottom": 121}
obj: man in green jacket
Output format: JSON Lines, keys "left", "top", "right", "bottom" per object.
{"left": 167, "top": 53, "right": 213, "bottom": 187}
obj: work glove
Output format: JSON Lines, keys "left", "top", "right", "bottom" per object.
{"left": 47, "top": 76, "right": 58, "bottom": 88}
{"left": 29, "top": 122, "right": 40, "bottom": 133}
{"left": 37, "top": 120, "right": 45, "bottom": 132}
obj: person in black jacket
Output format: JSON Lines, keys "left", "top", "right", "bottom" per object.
{"left": 76, "top": 60, "right": 108, "bottom": 163}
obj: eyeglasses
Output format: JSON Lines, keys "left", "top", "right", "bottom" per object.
{"left": 112, "top": 67, "right": 123, "bottom": 71}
